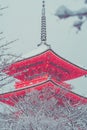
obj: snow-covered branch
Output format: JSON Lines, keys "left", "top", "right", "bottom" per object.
{"left": 1, "top": 87, "right": 87, "bottom": 130}
{"left": 55, "top": 1, "right": 87, "bottom": 31}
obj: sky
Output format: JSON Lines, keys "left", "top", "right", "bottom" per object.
{"left": 1, "top": 0, "right": 87, "bottom": 97}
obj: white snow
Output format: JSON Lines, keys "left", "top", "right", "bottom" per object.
{"left": 0, "top": 102, "right": 14, "bottom": 113}
{"left": 67, "top": 76, "right": 87, "bottom": 98}
{"left": 0, "top": 78, "right": 15, "bottom": 94}
{"left": 22, "top": 43, "right": 50, "bottom": 59}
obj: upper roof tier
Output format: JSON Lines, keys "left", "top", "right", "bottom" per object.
{"left": 5, "top": 45, "right": 87, "bottom": 82}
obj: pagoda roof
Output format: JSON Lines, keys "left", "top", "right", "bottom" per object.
{"left": 23, "top": 44, "right": 49, "bottom": 59}
{"left": 0, "top": 80, "right": 87, "bottom": 106}
{"left": 5, "top": 47, "right": 87, "bottom": 82}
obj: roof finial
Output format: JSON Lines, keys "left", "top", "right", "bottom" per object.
{"left": 41, "top": 0, "right": 46, "bottom": 42}
{"left": 38, "top": 0, "right": 50, "bottom": 48}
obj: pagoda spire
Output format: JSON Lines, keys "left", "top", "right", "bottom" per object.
{"left": 41, "top": 0, "right": 47, "bottom": 42}
{"left": 38, "top": 0, "right": 50, "bottom": 47}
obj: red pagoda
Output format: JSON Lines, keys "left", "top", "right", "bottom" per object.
{"left": 0, "top": 0, "right": 87, "bottom": 106}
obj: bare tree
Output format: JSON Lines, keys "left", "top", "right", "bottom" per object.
{"left": 0, "top": 1, "right": 20, "bottom": 91}
{"left": 0, "top": 38, "right": 20, "bottom": 90}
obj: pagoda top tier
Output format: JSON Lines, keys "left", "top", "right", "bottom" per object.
{"left": 5, "top": 46, "right": 87, "bottom": 83}
{"left": 3, "top": 0, "right": 87, "bottom": 88}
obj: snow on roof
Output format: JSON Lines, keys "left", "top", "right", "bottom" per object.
{"left": 67, "top": 76, "right": 87, "bottom": 98}
{"left": 0, "top": 79, "right": 15, "bottom": 94}
{"left": 0, "top": 102, "right": 14, "bottom": 113}
{"left": 22, "top": 44, "right": 50, "bottom": 59}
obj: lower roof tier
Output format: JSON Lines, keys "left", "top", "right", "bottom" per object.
{"left": 0, "top": 80, "right": 87, "bottom": 106}
{"left": 5, "top": 49, "right": 87, "bottom": 82}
